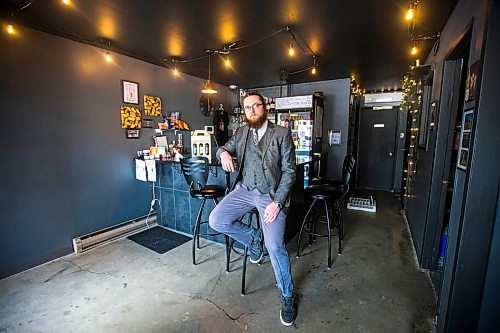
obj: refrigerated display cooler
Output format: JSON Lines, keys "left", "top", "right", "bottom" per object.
{"left": 275, "top": 94, "right": 324, "bottom": 187}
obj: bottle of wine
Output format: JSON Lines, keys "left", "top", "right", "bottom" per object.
{"left": 198, "top": 143, "right": 204, "bottom": 155}
{"left": 193, "top": 143, "right": 198, "bottom": 156}
{"left": 270, "top": 98, "right": 275, "bottom": 113}
{"left": 265, "top": 97, "right": 271, "bottom": 112}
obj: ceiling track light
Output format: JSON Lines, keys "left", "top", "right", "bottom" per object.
{"left": 6, "top": 0, "right": 34, "bottom": 36}
{"left": 168, "top": 57, "right": 181, "bottom": 76}
{"left": 311, "top": 56, "right": 318, "bottom": 75}
{"left": 99, "top": 37, "right": 112, "bottom": 63}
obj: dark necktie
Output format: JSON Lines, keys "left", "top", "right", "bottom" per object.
{"left": 252, "top": 128, "right": 258, "bottom": 145}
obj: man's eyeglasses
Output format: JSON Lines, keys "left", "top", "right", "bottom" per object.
{"left": 243, "top": 103, "right": 263, "bottom": 111}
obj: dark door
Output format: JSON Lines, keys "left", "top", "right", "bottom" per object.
{"left": 357, "top": 107, "right": 398, "bottom": 191}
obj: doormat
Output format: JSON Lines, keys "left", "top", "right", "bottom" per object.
{"left": 347, "top": 196, "right": 377, "bottom": 212}
{"left": 127, "top": 226, "right": 191, "bottom": 254}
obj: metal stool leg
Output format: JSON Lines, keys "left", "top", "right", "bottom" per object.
{"left": 192, "top": 199, "right": 206, "bottom": 265}
{"left": 336, "top": 199, "right": 343, "bottom": 254}
{"left": 225, "top": 236, "right": 231, "bottom": 272}
{"left": 325, "top": 200, "right": 332, "bottom": 269}
{"left": 297, "top": 199, "right": 317, "bottom": 258}
{"left": 241, "top": 246, "right": 248, "bottom": 295}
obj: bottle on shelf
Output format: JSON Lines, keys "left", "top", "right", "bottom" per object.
{"left": 205, "top": 143, "right": 210, "bottom": 156}
{"left": 265, "top": 97, "right": 271, "bottom": 112}
{"left": 198, "top": 143, "right": 204, "bottom": 155}
{"left": 270, "top": 98, "right": 275, "bottom": 113}
{"left": 193, "top": 143, "right": 198, "bottom": 156}
{"left": 289, "top": 118, "right": 295, "bottom": 130}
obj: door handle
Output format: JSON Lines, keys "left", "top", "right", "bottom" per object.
{"left": 389, "top": 152, "right": 393, "bottom": 156}
{"left": 442, "top": 180, "right": 452, "bottom": 185}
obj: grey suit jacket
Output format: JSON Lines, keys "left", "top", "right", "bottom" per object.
{"left": 216, "top": 121, "right": 296, "bottom": 213}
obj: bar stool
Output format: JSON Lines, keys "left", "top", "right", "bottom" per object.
{"left": 296, "top": 155, "right": 355, "bottom": 269}
{"left": 180, "top": 156, "right": 227, "bottom": 265}
{"left": 225, "top": 208, "right": 265, "bottom": 295}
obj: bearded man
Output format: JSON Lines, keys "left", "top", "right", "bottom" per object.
{"left": 209, "top": 91, "right": 297, "bottom": 326}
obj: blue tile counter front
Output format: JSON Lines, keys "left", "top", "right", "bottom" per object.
{"left": 155, "top": 160, "right": 234, "bottom": 244}
{"left": 153, "top": 156, "right": 323, "bottom": 245}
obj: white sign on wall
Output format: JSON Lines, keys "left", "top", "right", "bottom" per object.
{"left": 275, "top": 95, "right": 313, "bottom": 110}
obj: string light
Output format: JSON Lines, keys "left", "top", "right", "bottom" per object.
{"left": 62, "top": 0, "right": 71, "bottom": 5}
{"left": 173, "top": 67, "right": 179, "bottom": 76}
{"left": 105, "top": 51, "right": 112, "bottom": 62}
{"left": 288, "top": 43, "right": 295, "bottom": 56}
{"left": 405, "top": 3, "right": 416, "bottom": 21}
{"left": 410, "top": 43, "right": 418, "bottom": 55}
{"left": 225, "top": 56, "right": 230, "bottom": 68}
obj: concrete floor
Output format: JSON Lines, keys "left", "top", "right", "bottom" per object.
{"left": 0, "top": 192, "right": 437, "bottom": 333}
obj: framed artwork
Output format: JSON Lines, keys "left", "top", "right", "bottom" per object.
{"left": 144, "top": 95, "right": 162, "bottom": 116}
{"left": 122, "top": 80, "right": 139, "bottom": 104}
{"left": 142, "top": 118, "right": 154, "bottom": 128}
{"left": 126, "top": 129, "right": 140, "bottom": 139}
{"left": 120, "top": 106, "right": 142, "bottom": 128}
{"left": 464, "top": 62, "right": 478, "bottom": 102}
{"left": 457, "top": 109, "right": 474, "bottom": 170}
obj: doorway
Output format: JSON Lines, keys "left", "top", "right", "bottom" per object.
{"left": 357, "top": 107, "right": 398, "bottom": 191}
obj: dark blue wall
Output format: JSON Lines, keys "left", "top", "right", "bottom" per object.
{"left": 0, "top": 26, "right": 233, "bottom": 278}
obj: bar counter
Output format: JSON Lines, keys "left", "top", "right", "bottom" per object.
{"left": 154, "top": 154, "right": 326, "bottom": 244}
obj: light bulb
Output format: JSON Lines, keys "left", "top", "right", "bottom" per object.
{"left": 173, "top": 67, "right": 179, "bottom": 76}
{"left": 62, "top": 0, "right": 71, "bottom": 5}
{"left": 311, "top": 67, "right": 317, "bottom": 75}
{"left": 6, "top": 24, "right": 15, "bottom": 35}
{"left": 405, "top": 7, "right": 414, "bottom": 21}
{"left": 105, "top": 51, "right": 112, "bottom": 62}
{"left": 225, "top": 57, "right": 230, "bottom": 68}
{"left": 411, "top": 46, "right": 418, "bottom": 55}
{"left": 288, "top": 44, "right": 295, "bottom": 56}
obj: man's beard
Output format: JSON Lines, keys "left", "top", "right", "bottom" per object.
{"left": 245, "top": 112, "right": 267, "bottom": 129}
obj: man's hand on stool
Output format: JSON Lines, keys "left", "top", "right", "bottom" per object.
{"left": 220, "top": 150, "right": 235, "bottom": 172}
{"left": 264, "top": 201, "right": 281, "bottom": 224}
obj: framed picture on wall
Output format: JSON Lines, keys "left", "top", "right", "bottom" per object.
{"left": 126, "top": 129, "right": 140, "bottom": 139}
{"left": 464, "top": 61, "right": 478, "bottom": 102}
{"left": 142, "top": 118, "right": 154, "bottom": 128}
{"left": 457, "top": 109, "right": 474, "bottom": 171}
{"left": 122, "top": 80, "right": 139, "bottom": 104}
{"left": 144, "top": 95, "right": 162, "bottom": 116}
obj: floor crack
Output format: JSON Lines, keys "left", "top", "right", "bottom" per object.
{"left": 63, "top": 260, "right": 124, "bottom": 278}
{"left": 199, "top": 297, "right": 256, "bottom": 327}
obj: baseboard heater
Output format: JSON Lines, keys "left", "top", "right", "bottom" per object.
{"left": 72, "top": 214, "right": 157, "bottom": 253}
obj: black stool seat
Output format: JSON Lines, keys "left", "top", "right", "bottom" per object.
{"left": 191, "top": 185, "right": 227, "bottom": 199}
{"left": 306, "top": 184, "right": 343, "bottom": 200}
{"left": 311, "top": 177, "right": 342, "bottom": 187}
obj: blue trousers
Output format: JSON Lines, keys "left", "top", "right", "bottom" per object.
{"left": 209, "top": 182, "right": 294, "bottom": 297}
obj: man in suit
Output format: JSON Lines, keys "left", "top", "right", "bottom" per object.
{"left": 209, "top": 92, "right": 297, "bottom": 326}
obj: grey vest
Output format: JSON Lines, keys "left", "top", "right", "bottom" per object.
{"left": 242, "top": 129, "right": 270, "bottom": 193}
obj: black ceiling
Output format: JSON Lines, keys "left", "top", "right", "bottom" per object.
{"left": 1, "top": 0, "right": 458, "bottom": 90}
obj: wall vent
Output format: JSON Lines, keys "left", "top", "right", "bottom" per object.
{"left": 72, "top": 215, "right": 157, "bottom": 253}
